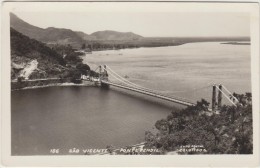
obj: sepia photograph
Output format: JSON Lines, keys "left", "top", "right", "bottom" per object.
{"left": 1, "top": 1, "right": 259, "bottom": 167}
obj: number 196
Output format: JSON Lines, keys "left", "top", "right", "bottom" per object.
{"left": 50, "top": 149, "right": 59, "bottom": 154}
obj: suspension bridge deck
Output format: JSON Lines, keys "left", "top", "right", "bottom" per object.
{"left": 101, "top": 80, "right": 195, "bottom": 106}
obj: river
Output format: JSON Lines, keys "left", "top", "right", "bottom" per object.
{"left": 11, "top": 42, "right": 251, "bottom": 155}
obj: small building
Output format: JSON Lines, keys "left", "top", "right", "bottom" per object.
{"left": 81, "top": 74, "right": 90, "bottom": 80}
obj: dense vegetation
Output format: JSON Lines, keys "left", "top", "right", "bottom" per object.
{"left": 79, "top": 36, "right": 251, "bottom": 51}
{"left": 144, "top": 93, "right": 252, "bottom": 154}
{"left": 11, "top": 28, "right": 65, "bottom": 65}
{"left": 11, "top": 28, "right": 93, "bottom": 85}
{"left": 48, "top": 44, "right": 84, "bottom": 64}
{"left": 11, "top": 28, "right": 67, "bottom": 79}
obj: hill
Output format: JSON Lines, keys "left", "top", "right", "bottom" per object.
{"left": 10, "top": 13, "right": 144, "bottom": 48}
{"left": 10, "top": 27, "right": 67, "bottom": 79}
{"left": 10, "top": 13, "right": 45, "bottom": 40}
{"left": 90, "top": 30, "right": 143, "bottom": 41}
{"left": 75, "top": 31, "right": 93, "bottom": 41}
{"left": 10, "top": 13, "right": 85, "bottom": 48}
{"left": 10, "top": 13, "right": 250, "bottom": 50}
{"left": 41, "top": 27, "right": 85, "bottom": 46}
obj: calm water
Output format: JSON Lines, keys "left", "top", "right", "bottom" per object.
{"left": 12, "top": 42, "right": 251, "bottom": 155}
{"left": 84, "top": 42, "right": 251, "bottom": 104}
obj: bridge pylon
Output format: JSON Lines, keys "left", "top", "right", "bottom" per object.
{"left": 212, "top": 84, "right": 217, "bottom": 111}
{"left": 100, "top": 65, "right": 109, "bottom": 89}
{"left": 218, "top": 84, "right": 222, "bottom": 109}
{"left": 212, "top": 84, "right": 223, "bottom": 111}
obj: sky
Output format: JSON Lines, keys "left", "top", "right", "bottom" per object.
{"left": 13, "top": 12, "right": 250, "bottom": 37}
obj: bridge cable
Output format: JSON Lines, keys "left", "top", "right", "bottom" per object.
{"left": 106, "top": 65, "right": 212, "bottom": 95}
{"left": 106, "top": 66, "right": 182, "bottom": 98}
{"left": 105, "top": 65, "right": 154, "bottom": 91}
{"left": 93, "top": 64, "right": 209, "bottom": 95}
{"left": 106, "top": 65, "right": 201, "bottom": 102}
{"left": 106, "top": 65, "right": 192, "bottom": 101}
{"left": 90, "top": 64, "right": 100, "bottom": 73}
{"left": 221, "top": 85, "right": 239, "bottom": 103}
{"left": 215, "top": 85, "right": 237, "bottom": 107}
{"left": 105, "top": 66, "right": 194, "bottom": 103}
{"left": 107, "top": 69, "right": 142, "bottom": 88}
{"left": 106, "top": 65, "right": 211, "bottom": 102}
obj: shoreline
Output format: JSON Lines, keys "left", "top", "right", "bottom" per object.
{"left": 83, "top": 40, "right": 251, "bottom": 53}
{"left": 220, "top": 41, "right": 250, "bottom": 45}
{"left": 11, "top": 81, "right": 96, "bottom": 91}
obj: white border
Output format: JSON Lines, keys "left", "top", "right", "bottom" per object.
{"left": 1, "top": 1, "right": 259, "bottom": 167}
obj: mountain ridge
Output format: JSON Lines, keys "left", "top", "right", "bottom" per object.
{"left": 90, "top": 30, "right": 143, "bottom": 41}
{"left": 10, "top": 13, "right": 144, "bottom": 48}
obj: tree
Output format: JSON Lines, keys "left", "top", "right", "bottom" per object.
{"left": 232, "top": 92, "right": 248, "bottom": 106}
{"left": 68, "top": 69, "right": 81, "bottom": 83}
{"left": 196, "top": 99, "right": 210, "bottom": 111}
{"left": 90, "top": 70, "right": 99, "bottom": 77}
{"left": 245, "top": 92, "right": 252, "bottom": 103}
{"left": 76, "top": 63, "right": 90, "bottom": 75}
{"left": 155, "top": 119, "right": 169, "bottom": 133}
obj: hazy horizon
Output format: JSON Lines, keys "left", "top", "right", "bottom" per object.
{"left": 12, "top": 12, "right": 250, "bottom": 38}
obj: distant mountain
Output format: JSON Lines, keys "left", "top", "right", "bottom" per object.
{"left": 10, "top": 13, "right": 45, "bottom": 40}
{"left": 11, "top": 13, "right": 247, "bottom": 50}
{"left": 90, "top": 30, "right": 143, "bottom": 41}
{"left": 10, "top": 13, "right": 144, "bottom": 48}
{"left": 41, "top": 27, "right": 84, "bottom": 46}
{"left": 75, "top": 31, "right": 94, "bottom": 41}
{"left": 10, "top": 13, "right": 85, "bottom": 48}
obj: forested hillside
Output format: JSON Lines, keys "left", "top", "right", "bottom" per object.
{"left": 11, "top": 28, "right": 92, "bottom": 81}
{"left": 144, "top": 94, "right": 252, "bottom": 154}
{"left": 11, "top": 27, "right": 68, "bottom": 79}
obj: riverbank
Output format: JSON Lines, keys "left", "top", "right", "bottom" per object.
{"left": 80, "top": 40, "right": 251, "bottom": 53}
{"left": 11, "top": 80, "right": 95, "bottom": 91}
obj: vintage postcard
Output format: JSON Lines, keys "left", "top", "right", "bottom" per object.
{"left": 1, "top": 1, "right": 259, "bottom": 167}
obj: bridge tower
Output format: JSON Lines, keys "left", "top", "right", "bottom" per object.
{"left": 103, "top": 65, "right": 108, "bottom": 80}
{"left": 218, "top": 84, "right": 222, "bottom": 109}
{"left": 212, "top": 85, "right": 217, "bottom": 111}
{"left": 212, "top": 84, "right": 223, "bottom": 111}
{"left": 100, "top": 65, "right": 109, "bottom": 89}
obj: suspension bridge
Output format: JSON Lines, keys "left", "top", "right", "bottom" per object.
{"left": 90, "top": 65, "right": 239, "bottom": 110}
